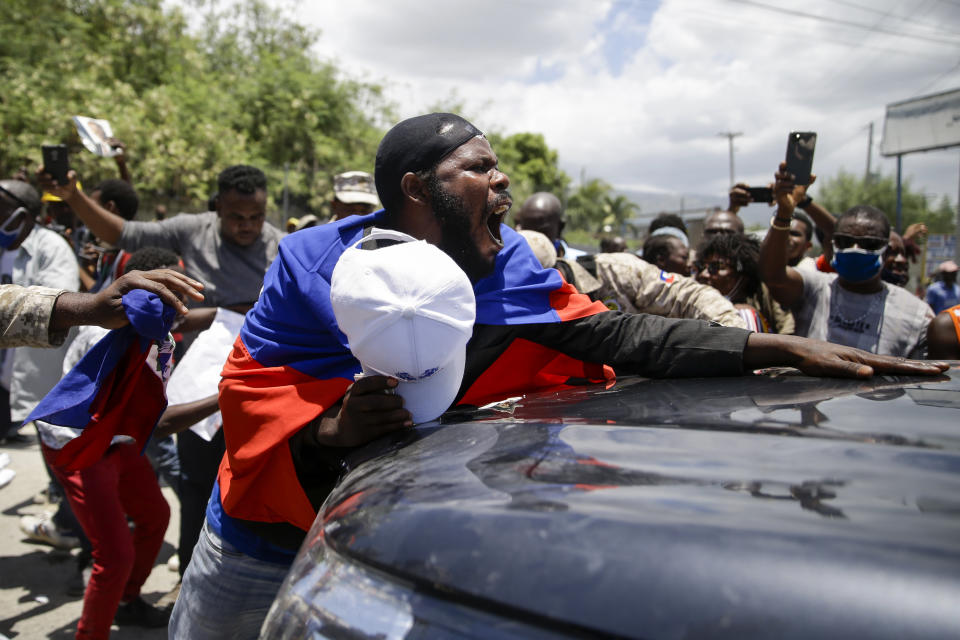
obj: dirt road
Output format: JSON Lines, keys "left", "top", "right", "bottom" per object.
{"left": 1, "top": 436, "right": 179, "bottom": 639}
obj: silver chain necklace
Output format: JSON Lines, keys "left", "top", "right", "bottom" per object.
{"left": 830, "top": 280, "right": 886, "bottom": 327}
{"left": 831, "top": 285, "right": 884, "bottom": 327}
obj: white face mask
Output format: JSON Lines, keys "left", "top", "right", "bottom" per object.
{"left": 0, "top": 208, "right": 28, "bottom": 249}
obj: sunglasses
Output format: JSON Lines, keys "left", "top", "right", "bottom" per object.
{"left": 832, "top": 233, "right": 888, "bottom": 252}
{"left": 696, "top": 260, "right": 737, "bottom": 275}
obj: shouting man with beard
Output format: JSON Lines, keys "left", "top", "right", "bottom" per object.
{"left": 171, "top": 114, "right": 947, "bottom": 639}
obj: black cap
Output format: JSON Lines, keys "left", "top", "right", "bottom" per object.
{"left": 374, "top": 113, "right": 483, "bottom": 212}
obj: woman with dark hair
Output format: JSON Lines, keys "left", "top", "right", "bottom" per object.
{"left": 695, "top": 232, "right": 771, "bottom": 332}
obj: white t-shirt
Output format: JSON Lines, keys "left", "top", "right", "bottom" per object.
{"left": 794, "top": 270, "right": 933, "bottom": 358}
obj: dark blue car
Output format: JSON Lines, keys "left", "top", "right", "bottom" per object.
{"left": 263, "top": 366, "right": 960, "bottom": 639}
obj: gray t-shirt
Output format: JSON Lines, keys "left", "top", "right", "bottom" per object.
{"left": 119, "top": 212, "right": 284, "bottom": 307}
{"left": 794, "top": 269, "right": 933, "bottom": 358}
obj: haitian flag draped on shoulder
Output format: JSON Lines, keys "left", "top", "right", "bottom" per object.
{"left": 218, "top": 210, "right": 613, "bottom": 532}
{"left": 25, "top": 290, "right": 176, "bottom": 472}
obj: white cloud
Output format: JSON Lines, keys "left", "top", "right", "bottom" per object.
{"left": 186, "top": 0, "right": 960, "bottom": 224}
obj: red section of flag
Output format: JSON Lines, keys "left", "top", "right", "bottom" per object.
{"left": 460, "top": 338, "right": 614, "bottom": 409}
{"left": 549, "top": 278, "right": 611, "bottom": 322}
{"left": 217, "top": 337, "right": 352, "bottom": 531}
{"left": 54, "top": 340, "right": 166, "bottom": 472}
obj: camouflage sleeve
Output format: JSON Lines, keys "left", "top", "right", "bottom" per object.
{"left": 596, "top": 254, "right": 748, "bottom": 329}
{"left": 0, "top": 285, "right": 64, "bottom": 349}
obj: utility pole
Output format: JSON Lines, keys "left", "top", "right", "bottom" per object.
{"left": 717, "top": 131, "right": 743, "bottom": 187}
{"left": 865, "top": 122, "right": 874, "bottom": 182}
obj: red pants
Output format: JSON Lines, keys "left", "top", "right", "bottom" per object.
{"left": 43, "top": 442, "right": 170, "bottom": 640}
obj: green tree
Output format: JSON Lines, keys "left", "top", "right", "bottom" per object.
{"left": 565, "top": 178, "right": 613, "bottom": 231}
{"left": 486, "top": 131, "right": 570, "bottom": 211}
{"left": 0, "top": 0, "right": 388, "bottom": 224}
{"left": 600, "top": 194, "right": 640, "bottom": 236}
{"left": 817, "top": 170, "right": 956, "bottom": 234}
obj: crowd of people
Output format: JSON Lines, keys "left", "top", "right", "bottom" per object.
{"left": 0, "top": 112, "right": 955, "bottom": 639}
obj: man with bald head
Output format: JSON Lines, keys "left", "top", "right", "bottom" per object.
{"left": 171, "top": 114, "right": 947, "bottom": 639}
{"left": 515, "top": 191, "right": 586, "bottom": 259}
{"left": 702, "top": 209, "right": 745, "bottom": 240}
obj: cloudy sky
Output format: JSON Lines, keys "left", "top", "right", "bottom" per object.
{"left": 203, "top": 0, "right": 960, "bottom": 224}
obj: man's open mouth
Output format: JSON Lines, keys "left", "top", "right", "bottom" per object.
{"left": 486, "top": 201, "right": 511, "bottom": 248}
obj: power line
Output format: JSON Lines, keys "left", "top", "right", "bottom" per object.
{"left": 829, "top": 0, "right": 960, "bottom": 37}
{"left": 726, "top": 0, "right": 960, "bottom": 46}
{"left": 909, "top": 57, "right": 960, "bottom": 97}
{"left": 652, "top": 3, "right": 952, "bottom": 61}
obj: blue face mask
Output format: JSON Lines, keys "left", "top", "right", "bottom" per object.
{"left": 0, "top": 208, "right": 27, "bottom": 249}
{"left": 831, "top": 247, "right": 884, "bottom": 283}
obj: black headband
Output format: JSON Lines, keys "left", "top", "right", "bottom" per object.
{"left": 374, "top": 113, "right": 483, "bottom": 211}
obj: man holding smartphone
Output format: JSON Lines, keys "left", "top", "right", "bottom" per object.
{"left": 37, "top": 163, "right": 284, "bottom": 579}
{"left": 759, "top": 163, "right": 934, "bottom": 358}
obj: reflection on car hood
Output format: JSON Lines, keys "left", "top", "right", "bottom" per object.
{"left": 318, "top": 367, "right": 960, "bottom": 638}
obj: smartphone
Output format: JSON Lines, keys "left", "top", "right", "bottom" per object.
{"left": 785, "top": 132, "right": 816, "bottom": 186}
{"left": 746, "top": 186, "right": 773, "bottom": 204}
{"left": 41, "top": 144, "right": 69, "bottom": 185}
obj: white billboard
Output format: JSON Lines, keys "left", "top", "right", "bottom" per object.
{"left": 880, "top": 88, "right": 960, "bottom": 157}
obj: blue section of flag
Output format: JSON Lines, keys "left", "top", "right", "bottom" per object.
{"left": 240, "top": 211, "right": 564, "bottom": 379}
{"left": 25, "top": 289, "right": 174, "bottom": 428}
{"left": 474, "top": 225, "right": 563, "bottom": 326}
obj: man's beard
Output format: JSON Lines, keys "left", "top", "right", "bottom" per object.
{"left": 426, "top": 177, "right": 496, "bottom": 282}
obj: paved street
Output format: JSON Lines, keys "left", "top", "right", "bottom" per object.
{"left": 0, "top": 436, "right": 179, "bottom": 639}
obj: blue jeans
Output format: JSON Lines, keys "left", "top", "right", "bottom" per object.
{"left": 145, "top": 433, "right": 181, "bottom": 497}
{"left": 169, "top": 520, "right": 291, "bottom": 640}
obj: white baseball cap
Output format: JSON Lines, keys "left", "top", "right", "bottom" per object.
{"left": 330, "top": 229, "right": 476, "bottom": 424}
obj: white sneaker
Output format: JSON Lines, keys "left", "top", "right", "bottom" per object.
{"left": 19, "top": 513, "right": 81, "bottom": 549}
{"left": 0, "top": 467, "right": 14, "bottom": 489}
{"left": 0, "top": 451, "right": 10, "bottom": 469}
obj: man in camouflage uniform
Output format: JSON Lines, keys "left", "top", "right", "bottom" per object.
{"left": 0, "top": 273, "right": 203, "bottom": 350}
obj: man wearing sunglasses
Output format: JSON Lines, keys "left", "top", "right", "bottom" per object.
{"left": 759, "top": 164, "right": 934, "bottom": 358}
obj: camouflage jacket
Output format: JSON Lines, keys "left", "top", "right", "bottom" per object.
{"left": 556, "top": 253, "right": 748, "bottom": 329}
{"left": 0, "top": 285, "right": 64, "bottom": 349}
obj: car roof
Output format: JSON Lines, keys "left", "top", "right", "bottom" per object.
{"left": 316, "top": 367, "right": 960, "bottom": 638}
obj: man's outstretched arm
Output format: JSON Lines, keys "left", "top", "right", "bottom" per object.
{"left": 37, "top": 169, "right": 125, "bottom": 245}
{"left": 742, "top": 332, "right": 949, "bottom": 378}
{"left": 51, "top": 269, "right": 204, "bottom": 331}
{"left": 760, "top": 163, "right": 805, "bottom": 308}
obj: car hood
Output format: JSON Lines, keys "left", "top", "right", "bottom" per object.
{"left": 315, "top": 367, "right": 960, "bottom": 638}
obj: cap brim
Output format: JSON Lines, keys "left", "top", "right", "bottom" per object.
{"left": 336, "top": 191, "right": 380, "bottom": 206}
{"left": 368, "top": 346, "right": 465, "bottom": 425}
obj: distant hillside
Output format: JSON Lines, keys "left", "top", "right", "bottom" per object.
{"left": 616, "top": 188, "right": 777, "bottom": 228}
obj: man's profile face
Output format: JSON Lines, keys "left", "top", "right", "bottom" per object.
{"left": 662, "top": 237, "right": 690, "bottom": 276}
{"left": 703, "top": 211, "right": 743, "bottom": 239}
{"left": 217, "top": 188, "right": 267, "bottom": 247}
{"left": 428, "top": 137, "right": 511, "bottom": 282}
{"left": 786, "top": 219, "right": 812, "bottom": 265}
